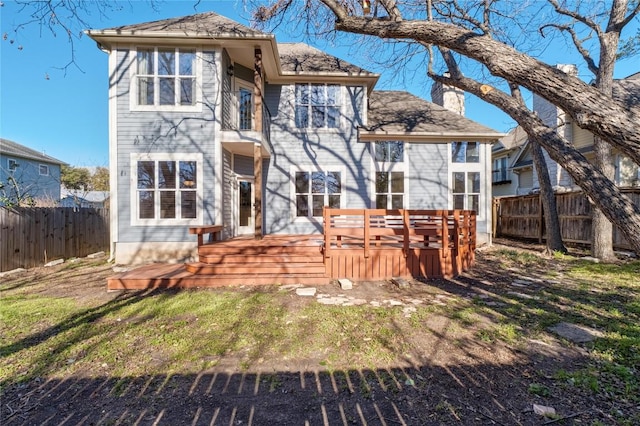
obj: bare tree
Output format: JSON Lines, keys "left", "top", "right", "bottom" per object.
{"left": 251, "top": 0, "right": 640, "bottom": 255}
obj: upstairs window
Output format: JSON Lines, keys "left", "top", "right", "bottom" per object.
{"left": 373, "top": 141, "right": 405, "bottom": 209}
{"left": 295, "top": 83, "right": 340, "bottom": 129}
{"left": 136, "top": 48, "right": 196, "bottom": 107}
{"left": 451, "top": 141, "right": 479, "bottom": 163}
{"left": 39, "top": 164, "right": 50, "bottom": 176}
{"left": 374, "top": 141, "right": 404, "bottom": 162}
{"left": 492, "top": 157, "right": 509, "bottom": 183}
{"left": 8, "top": 159, "right": 18, "bottom": 171}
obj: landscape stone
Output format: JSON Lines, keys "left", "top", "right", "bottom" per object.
{"left": 337, "top": 278, "right": 353, "bottom": 290}
{"left": 44, "top": 259, "right": 64, "bottom": 267}
{"left": 87, "top": 251, "right": 106, "bottom": 258}
{"left": 580, "top": 256, "right": 601, "bottom": 263}
{"left": 296, "top": 287, "right": 317, "bottom": 297}
{"left": 507, "top": 291, "right": 539, "bottom": 300}
{"left": 0, "top": 268, "right": 26, "bottom": 277}
{"left": 548, "top": 322, "right": 604, "bottom": 343}
{"left": 391, "top": 277, "right": 411, "bottom": 289}
{"left": 533, "top": 404, "right": 556, "bottom": 417}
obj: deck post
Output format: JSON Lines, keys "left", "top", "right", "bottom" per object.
{"left": 402, "top": 209, "right": 410, "bottom": 257}
{"left": 441, "top": 210, "right": 449, "bottom": 259}
{"left": 364, "top": 209, "right": 370, "bottom": 258}
{"left": 324, "top": 206, "right": 331, "bottom": 258}
{"left": 254, "top": 48, "right": 263, "bottom": 239}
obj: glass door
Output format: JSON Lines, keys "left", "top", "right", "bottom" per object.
{"left": 238, "top": 87, "right": 253, "bottom": 130}
{"left": 237, "top": 179, "right": 254, "bottom": 235}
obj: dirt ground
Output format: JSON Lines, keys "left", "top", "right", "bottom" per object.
{"left": 1, "top": 240, "right": 628, "bottom": 425}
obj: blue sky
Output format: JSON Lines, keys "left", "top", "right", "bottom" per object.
{"left": 1, "top": 0, "right": 638, "bottom": 167}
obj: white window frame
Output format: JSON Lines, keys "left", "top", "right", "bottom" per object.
{"left": 233, "top": 78, "right": 254, "bottom": 131}
{"left": 451, "top": 141, "right": 480, "bottom": 163}
{"left": 130, "top": 153, "right": 204, "bottom": 226}
{"left": 371, "top": 141, "right": 408, "bottom": 209}
{"left": 8, "top": 158, "right": 18, "bottom": 172}
{"left": 130, "top": 46, "right": 203, "bottom": 112}
{"left": 452, "top": 171, "right": 481, "bottom": 211}
{"left": 290, "top": 165, "right": 346, "bottom": 221}
{"left": 294, "top": 83, "right": 342, "bottom": 130}
{"left": 39, "top": 164, "right": 50, "bottom": 176}
{"left": 448, "top": 141, "right": 485, "bottom": 220}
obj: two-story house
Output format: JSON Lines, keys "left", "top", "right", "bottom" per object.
{"left": 87, "top": 12, "right": 504, "bottom": 265}
{"left": 0, "top": 138, "right": 66, "bottom": 206}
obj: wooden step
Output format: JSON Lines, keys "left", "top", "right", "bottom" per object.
{"left": 185, "top": 261, "right": 327, "bottom": 275}
{"left": 198, "top": 253, "right": 324, "bottom": 264}
{"left": 197, "top": 245, "right": 323, "bottom": 256}
{"left": 107, "top": 264, "right": 330, "bottom": 290}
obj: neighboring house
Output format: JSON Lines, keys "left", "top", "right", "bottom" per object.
{"left": 491, "top": 126, "right": 533, "bottom": 196}
{"left": 493, "top": 66, "right": 640, "bottom": 198}
{"left": 86, "top": 12, "right": 504, "bottom": 264}
{"left": 0, "top": 138, "right": 66, "bottom": 206}
{"left": 60, "top": 189, "right": 110, "bottom": 208}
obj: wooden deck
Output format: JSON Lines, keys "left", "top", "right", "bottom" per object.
{"left": 108, "top": 209, "right": 476, "bottom": 290}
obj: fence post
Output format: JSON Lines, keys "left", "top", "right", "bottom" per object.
{"left": 363, "top": 209, "right": 370, "bottom": 259}
{"left": 538, "top": 195, "right": 543, "bottom": 244}
{"left": 323, "top": 206, "right": 330, "bottom": 259}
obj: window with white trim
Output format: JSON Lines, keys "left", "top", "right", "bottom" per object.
{"left": 136, "top": 47, "right": 196, "bottom": 107}
{"left": 492, "top": 157, "right": 509, "bottom": 183}
{"left": 373, "top": 141, "right": 405, "bottom": 209}
{"left": 452, "top": 141, "right": 479, "bottom": 163}
{"left": 8, "top": 159, "right": 18, "bottom": 171}
{"left": 295, "top": 83, "right": 340, "bottom": 128}
{"left": 294, "top": 170, "right": 342, "bottom": 217}
{"left": 39, "top": 164, "right": 50, "bottom": 176}
{"left": 452, "top": 172, "right": 480, "bottom": 212}
{"left": 134, "top": 157, "right": 199, "bottom": 222}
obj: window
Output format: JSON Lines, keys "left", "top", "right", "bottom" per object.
{"left": 136, "top": 47, "right": 196, "bottom": 107}
{"left": 295, "top": 170, "right": 342, "bottom": 217}
{"left": 134, "top": 158, "right": 198, "bottom": 222}
{"left": 492, "top": 157, "right": 509, "bottom": 183}
{"left": 39, "top": 164, "right": 50, "bottom": 176}
{"left": 376, "top": 171, "right": 404, "bottom": 209}
{"left": 295, "top": 83, "right": 340, "bottom": 128}
{"left": 8, "top": 159, "right": 18, "bottom": 171}
{"left": 453, "top": 172, "right": 480, "bottom": 212}
{"left": 452, "top": 141, "right": 479, "bottom": 163}
{"left": 373, "top": 141, "right": 405, "bottom": 209}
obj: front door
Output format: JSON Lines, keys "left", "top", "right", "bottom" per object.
{"left": 237, "top": 178, "right": 255, "bottom": 235}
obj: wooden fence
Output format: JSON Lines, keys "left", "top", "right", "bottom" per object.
{"left": 0, "top": 207, "right": 110, "bottom": 272}
{"left": 493, "top": 188, "right": 640, "bottom": 251}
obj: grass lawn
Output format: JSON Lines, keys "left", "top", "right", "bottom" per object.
{"left": 1, "top": 244, "right": 638, "bottom": 425}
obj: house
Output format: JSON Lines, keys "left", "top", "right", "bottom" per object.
{"left": 60, "top": 189, "right": 110, "bottom": 209}
{"left": 491, "top": 126, "right": 532, "bottom": 196}
{"left": 0, "top": 138, "right": 66, "bottom": 206}
{"left": 86, "top": 12, "right": 504, "bottom": 267}
{"left": 493, "top": 66, "right": 640, "bottom": 198}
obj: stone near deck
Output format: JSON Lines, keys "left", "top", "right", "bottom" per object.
{"left": 87, "top": 251, "right": 106, "bottom": 259}
{"left": 296, "top": 287, "right": 317, "bottom": 297}
{"left": 338, "top": 278, "right": 353, "bottom": 290}
{"left": 44, "top": 259, "right": 64, "bottom": 267}
{"left": 548, "top": 322, "right": 604, "bottom": 343}
{"left": 391, "top": 277, "right": 411, "bottom": 289}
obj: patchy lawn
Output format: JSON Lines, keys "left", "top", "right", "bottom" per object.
{"left": 1, "top": 242, "right": 638, "bottom": 425}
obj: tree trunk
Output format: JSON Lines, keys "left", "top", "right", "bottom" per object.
{"left": 531, "top": 138, "right": 567, "bottom": 254}
{"left": 430, "top": 73, "right": 640, "bottom": 254}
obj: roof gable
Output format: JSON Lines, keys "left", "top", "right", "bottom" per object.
{"left": 0, "top": 138, "right": 66, "bottom": 165}
{"left": 101, "top": 12, "right": 264, "bottom": 38}
{"left": 277, "top": 43, "right": 375, "bottom": 76}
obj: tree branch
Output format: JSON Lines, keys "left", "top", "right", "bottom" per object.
{"left": 539, "top": 23, "right": 598, "bottom": 75}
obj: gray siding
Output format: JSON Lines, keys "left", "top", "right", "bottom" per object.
{"left": 233, "top": 154, "right": 253, "bottom": 175}
{"left": 263, "top": 83, "right": 369, "bottom": 234}
{"left": 0, "top": 155, "right": 61, "bottom": 204}
{"left": 114, "top": 48, "right": 220, "bottom": 243}
{"left": 222, "top": 149, "right": 233, "bottom": 238}
{"left": 406, "top": 143, "right": 449, "bottom": 208}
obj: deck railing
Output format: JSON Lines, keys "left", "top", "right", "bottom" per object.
{"left": 323, "top": 208, "right": 476, "bottom": 260}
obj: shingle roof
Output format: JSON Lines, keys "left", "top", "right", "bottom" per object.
{"left": 0, "top": 138, "right": 66, "bottom": 165}
{"left": 99, "top": 11, "right": 265, "bottom": 38}
{"left": 277, "top": 43, "right": 375, "bottom": 75}
{"left": 613, "top": 79, "right": 640, "bottom": 108}
{"left": 365, "top": 91, "right": 502, "bottom": 137}
{"left": 494, "top": 126, "right": 527, "bottom": 152}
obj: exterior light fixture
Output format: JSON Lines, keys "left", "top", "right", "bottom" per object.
{"left": 227, "top": 64, "right": 234, "bottom": 76}
{"left": 362, "top": 0, "right": 371, "bottom": 15}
